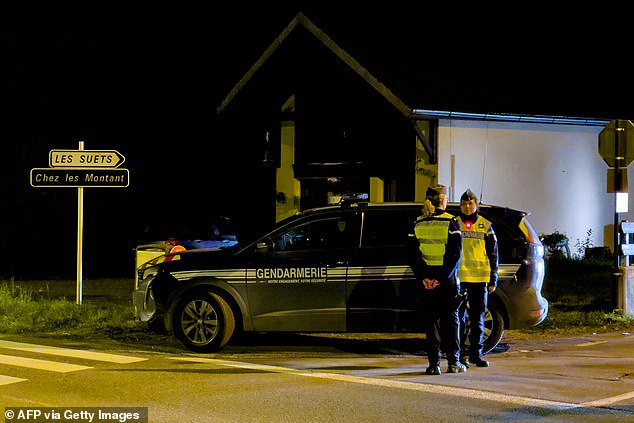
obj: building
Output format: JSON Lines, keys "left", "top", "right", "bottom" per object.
{"left": 215, "top": 12, "right": 628, "bottom": 251}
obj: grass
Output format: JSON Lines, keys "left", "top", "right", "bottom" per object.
{"left": 508, "top": 255, "right": 634, "bottom": 339}
{"left": 541, "top": 255, "right": 616, "bottom": 310}
{"left": 0, "top": 256, "right": 633, "bottom": 346}
{"left": 0, "top": 278, "right": 151, "bottom": 342}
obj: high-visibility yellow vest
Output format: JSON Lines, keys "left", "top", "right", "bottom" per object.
{"left": 414, "top": 211, "right": 455, "bottom": 266}
{"left": 458, "top": 215, "right": 492, "bottom": 282}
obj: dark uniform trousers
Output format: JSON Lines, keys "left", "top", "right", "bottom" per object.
{"left": 423, "top": 283, "right": 461, "bottom": 365}
{"left": 459, "top": 282, "right": 488, "bottom": 358}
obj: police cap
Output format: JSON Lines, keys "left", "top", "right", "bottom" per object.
{"left": 460, "top": 188, "right": 478, "bottom": 202}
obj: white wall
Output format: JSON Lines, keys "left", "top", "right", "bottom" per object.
{"left": 437, "top": 119, "right": 627, "bottom": 254}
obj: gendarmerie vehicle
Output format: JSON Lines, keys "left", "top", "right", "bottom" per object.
{"left": 134, "top": 197, "right": 547, "bottom": 353}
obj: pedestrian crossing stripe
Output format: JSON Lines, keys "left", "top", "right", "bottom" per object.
{"left": 0, "top": 375, "right": 27, "bottom": 386}
{"left": 0, "top": 340, "right": 147, "bottom": 364}
{"left": 0, "top": 354, "right": 91, "bottom": 373}
{"left": 0, "top": 339, "right": 147, "bottom": 385}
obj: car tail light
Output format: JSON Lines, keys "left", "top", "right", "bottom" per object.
{"left": 518, "top": 218, "right": 542, "bottom": 246}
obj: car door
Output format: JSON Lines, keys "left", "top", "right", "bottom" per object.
{"left": 245, "top": 212, "right": 361, "bottom": 331}
{"left": 346, "top": 207, "right": 423, "bottom": 331}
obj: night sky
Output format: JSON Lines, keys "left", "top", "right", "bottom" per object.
{"left": 2, "top": 3, "right": 632, "bottom": 279}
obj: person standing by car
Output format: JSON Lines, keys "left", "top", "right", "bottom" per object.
{"left": 410, "top": 184, "right": 466, "bottom": 375}
{"left": 457, "top": 189, "right": 499, "bottom": 368}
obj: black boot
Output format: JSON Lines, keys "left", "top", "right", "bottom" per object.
{"left": 426, "top": 365, "right": 442, "bottom": 375}
{"left": 469, "top": 356, "right": 490, "bottom": 367}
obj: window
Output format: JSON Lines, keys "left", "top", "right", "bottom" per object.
{"left": 273, "top": 215, "right": 359, "bottom": 251}
{"left": 362, "top": 209, "right": 420, "bottom": 248}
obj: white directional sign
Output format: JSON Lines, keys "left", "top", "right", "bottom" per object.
{"left": 49, "top": 149, "right": 125, "bottom": 168}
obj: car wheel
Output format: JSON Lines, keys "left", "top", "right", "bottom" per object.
{"left": 172, "top": 291, "right": 235, "bottom": 353}
{"left": 464, "top": 302, "right": 505, "bottom": 355}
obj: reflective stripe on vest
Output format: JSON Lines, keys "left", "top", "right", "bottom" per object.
{"left": 414, "top": 212, "right": 453, "bottom": 266}
{"left": 458, "top": 216, "right": 491, "bottom": 282}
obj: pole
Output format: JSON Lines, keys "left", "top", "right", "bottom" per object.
{"left": 614, "top": 199, "right": 620, "bottom": 310}
{"left": 76, "top": 140, "right": 84, "bottom": 305}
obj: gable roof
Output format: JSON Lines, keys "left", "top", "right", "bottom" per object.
{"left": 317, "top": 9, "right": 630, "bottom": 122}
{"left": 217, "top": 12, "right": 436, "bottom": 153}
{"left": 217, "top": 12, "right": 412, "bottom": 118}
{"left": 216, "top": 12, "right": 608, "bottom": 161}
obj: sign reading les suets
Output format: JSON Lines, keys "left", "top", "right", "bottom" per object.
{"left": 49, "top": 149, "right": 125, "bottom": 168}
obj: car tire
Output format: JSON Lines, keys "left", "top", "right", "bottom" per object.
{"left": 464, "top": 302, "right": 505, "bottom": 355}
{"left": 172, "top": 290, "right": 235, "bottom": 353}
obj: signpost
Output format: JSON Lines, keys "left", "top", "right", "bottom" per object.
{"left": 598, "top": 120, "right": 634, "bottom": 309}
{"left": 30, "top": 142, "right": 129, "bottom": 304}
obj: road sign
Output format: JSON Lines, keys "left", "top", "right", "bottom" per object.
{"left": 598, "top": 119, "right": 634, "bottom": 168}
{"left": 49, "top": 149, "right": 125, "bottom": 168}
{"left": 30, "top": 168, "right": 130, "bottom": 188}
{"left": 607, "top": 167, "right": 628, "bottom": 193}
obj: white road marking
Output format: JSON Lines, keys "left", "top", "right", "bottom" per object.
{"left": 171, "top": 357, "right": 582, "bottom": 410}
{"left": 0, "top": 340, "right": 147, "bottom": 386}
{"left": 571, "top": 334, "right": 627, "bottom": 393}
{"left": 0, "top": 354, "right": 91, "bottom": 373}
{"left": 581, "top": 391, "right": 634, "bottom": 407}
{"left": 0, "top": 375, "right": 27, "bottom": 386}
{"left": 0, "top": 340, "right": 147, "bottom": 363}
{"left": 575, "top": 340, "right": 608, "bottom": 347}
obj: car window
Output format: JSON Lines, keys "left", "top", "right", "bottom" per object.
{"left": 480, "top": 211, "right": 525, "bottom": 242}
{"left": 361, "top": 209, "right": 421, "bottom": 248}
{"left": 272, "top": 215, "right": 359, "bottom": 251}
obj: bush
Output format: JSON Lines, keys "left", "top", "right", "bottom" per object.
{"left": 540, "top": 231, "right": 570, "bottom": 257}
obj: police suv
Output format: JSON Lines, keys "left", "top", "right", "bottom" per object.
{"left": 133, "top": 199, "right": 548, "bottom": 353}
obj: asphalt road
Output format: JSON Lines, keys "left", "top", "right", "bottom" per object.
{"left": 0, "top": 331, "right": 632, "bottom": 422}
